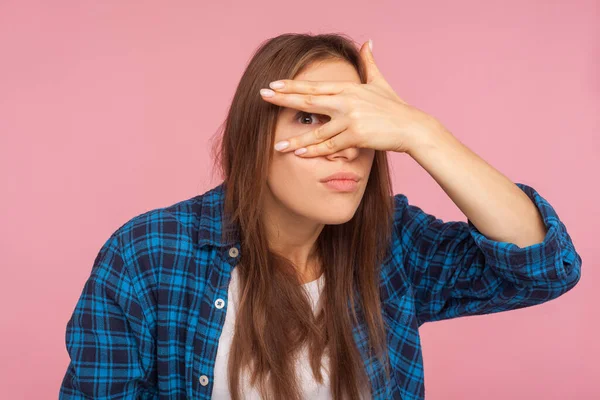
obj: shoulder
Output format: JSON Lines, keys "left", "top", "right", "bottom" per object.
{"left": 113, "top": 194, "right": 203, "bottom": 253}
{"left": 390, "top": 192, "right": 432, "bottom": 236}
{"left": 106, "top": 185, "right": 222, "bottom": 280}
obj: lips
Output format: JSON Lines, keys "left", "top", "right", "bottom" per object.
{"left": 319, "top": 171, "right": 361, "bottom": 182}
{"left": 322, "top": 179, "right": 358, "bottom": 192}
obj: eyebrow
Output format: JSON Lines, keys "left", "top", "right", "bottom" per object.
{"left": 285, "top": 108, "right": 325, "bottom": 116}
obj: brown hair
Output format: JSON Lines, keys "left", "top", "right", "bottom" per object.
{"left": 210, "top": 32, "right": 395, "bottom": 400}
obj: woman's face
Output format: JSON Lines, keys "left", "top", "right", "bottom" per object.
{"left": 266, "top": 59, "right": 375, "bottom": 226}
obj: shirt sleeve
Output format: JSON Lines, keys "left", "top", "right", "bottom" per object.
{"left": 59, "top": 233, "right": 157, "bottom": 399}
{"left": 395, "top": 182, "right": 582, "bottom": 326}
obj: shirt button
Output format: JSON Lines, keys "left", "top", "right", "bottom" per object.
{"left": 228, "top": 247, "right": 239, "bottom": 258}
{"left": 199, "top": 375, "right": 209, "bottom": 386}
{"left": 215, "top": 298, "right": 225, "bottom": 309}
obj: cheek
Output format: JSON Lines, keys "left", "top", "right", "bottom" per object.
{"left": 361, "top": 149, "right": 376, "bottom": 173}
{"left": 269, "top": 154, "right": 320, "bottom": 189}
{"left": 267, "top": 156, "right": 325, "bottom": 216}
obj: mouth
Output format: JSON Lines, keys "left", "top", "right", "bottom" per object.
{"left": 319, "top": 172, "right": 361, "bottom": 182}
{"left": 321, "top": 179, "right": 358, "bottom": 192}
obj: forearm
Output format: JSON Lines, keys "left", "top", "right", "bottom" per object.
{"left": 406, "top": 123, "right": 548, "bottom": 248}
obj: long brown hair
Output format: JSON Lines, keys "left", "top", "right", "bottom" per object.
{"left": 210, "top": 33, "right": 395, "bottom": 400}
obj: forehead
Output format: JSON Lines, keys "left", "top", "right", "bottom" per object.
{"left": 281, "top": 59, "right": 360, "bottom": 114}
{"left": 294, "top": 59, "right": 361, "bottom": 83}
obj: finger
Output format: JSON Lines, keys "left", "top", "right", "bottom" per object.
{"left": 295, "top": 130, "right": 356, "bottom": 158}
{"left": 360, "top": 41, "right": 409, "bottom": 104}
{"left": 361, "top": 40, "right": 382, "bottom": 84}
{"left": 260, "top": 90, "right": 341, "bottom": 115}
{"left": 268, "top": 79, "right": 350, "bottom": 95}
{"left": 274, "top": 117, "right": 348, "bottom": 153}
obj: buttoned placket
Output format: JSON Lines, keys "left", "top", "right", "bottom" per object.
{"left": 198, "top": 245, "right": 239, "bottom": 390}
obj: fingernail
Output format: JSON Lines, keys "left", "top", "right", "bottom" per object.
{"left": 269, "top": 81, "right": 285, "bottom": 89}
{"left": 294, "top": 148, "right": 307, "bottom": 155}
{"left": 274, "top": 141, "right": 289, "bottom": 151}
{"left": 369, "top": 39, "right": 373, "bottom": 52}
{"left": 260, "top": 88, "right": 275, "bottom": 97}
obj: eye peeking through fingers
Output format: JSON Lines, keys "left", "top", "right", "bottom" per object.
{"left": 294, "top": 111, "right": 330, "bottom": 125}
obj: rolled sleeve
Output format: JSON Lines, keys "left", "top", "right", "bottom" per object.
{"left": 467, "top": 182, "right": 581, "bottom": 286}
{"left": 395, "top": 182, "right": 582, "bottom": 326}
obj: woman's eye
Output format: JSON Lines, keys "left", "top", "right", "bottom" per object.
{"left": 295, "top": 112, "right": 326, "bottom": 125}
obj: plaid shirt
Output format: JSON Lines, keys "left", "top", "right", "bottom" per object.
{"left": 59, "top": 181, "right": 581, "bottom": 399}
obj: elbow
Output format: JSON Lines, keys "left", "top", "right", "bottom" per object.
{"left": 548, "top": 250, "right": 582, "bottom": 300}
{"left": 563, "top": 253, "right": 582, "bottom": 292}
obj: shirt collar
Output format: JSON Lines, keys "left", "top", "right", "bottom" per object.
{"left": 197, "top": 181, "right": 241, "bottom": 249}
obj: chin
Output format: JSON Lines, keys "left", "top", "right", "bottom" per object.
{"left": 316, "top": 210, "right": 358, "bottom": 225}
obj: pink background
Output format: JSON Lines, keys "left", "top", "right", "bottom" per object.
{"left": 1, "top": 1, "right": 597, "bottom": 399}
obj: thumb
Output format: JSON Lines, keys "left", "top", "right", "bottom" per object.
{"left": 361, "top": 39, "right": 382, "bottom": 83}
{"left": 360, "top": 40, "right": 407, "bottom": 103}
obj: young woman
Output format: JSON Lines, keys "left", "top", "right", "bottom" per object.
{"left": 59, "top": 33, "right": 582, "bottom": 400}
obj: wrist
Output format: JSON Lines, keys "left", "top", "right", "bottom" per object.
{"left": 405, "top": 117, "right": 451, "bottom": 158}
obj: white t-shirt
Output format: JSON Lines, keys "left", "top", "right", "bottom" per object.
{"left": 212, "top": 267, "right": 369, "bottom": 399}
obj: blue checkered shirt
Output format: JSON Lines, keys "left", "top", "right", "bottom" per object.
{"left": 59, "top": 181, "right": 581, "bottom": 399}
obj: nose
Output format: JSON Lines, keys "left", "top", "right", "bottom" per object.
{"left": 325, "top": 146, "right": 360, "bottom": 161}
